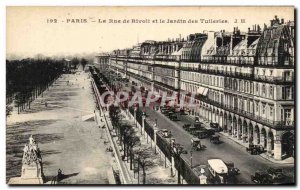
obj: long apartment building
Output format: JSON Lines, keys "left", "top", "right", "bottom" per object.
{"left": 96, "top": 16, "right": 295, "bottom": 161}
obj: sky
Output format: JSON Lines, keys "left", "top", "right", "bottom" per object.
{"left": 6, "top": 6, "right": 294, "bottom": 58}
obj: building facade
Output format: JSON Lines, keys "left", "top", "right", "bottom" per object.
{"left": 96, "top": 16, "right": 295, "bottom": 161}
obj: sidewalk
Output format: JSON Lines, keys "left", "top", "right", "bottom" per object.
{"left": 185, "top": 114, "right": 294, "bottom": 164}
{"left": 93, "top": 88, "right": 177, "bottom": 184}
{"left": 116, "top": 109, "right": 178, "bottom": 184}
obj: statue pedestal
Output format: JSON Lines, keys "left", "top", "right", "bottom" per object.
{"left": 8, "top": 177, "right": 44, "bottom": 184}
{"left": 8, "top": 135, "right": 45, "bottom": 185}
{"left": 20, "top": 163, "right": 44, "bottom": 184}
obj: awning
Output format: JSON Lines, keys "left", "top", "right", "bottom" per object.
{"left": 202, "top": 88, "right": 209, "bottom": 96}
{"left": 197, "top": 86, "right": 205, "bottom": 94}
{"left": 197, "top": 86, "right": 209, "bottom": 96}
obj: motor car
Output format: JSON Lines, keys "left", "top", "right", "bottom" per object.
{"left": 167, "top": 111, "right": 175, "bottom": 117}
{"left": 194, "top": 122, "right": 204, "bottom": 130}
{"left": 251, "top": 171, "right": 273, "bottom": 184}
{"left": 196, "top": 130, "right": 209, "bottom": 139}
{"left": 169, "top": 114, "right": 178, "bottom": 121}
{"left": 191, "top": 138, "right": 205, "bottom": 151}
{"left": 182, "top": 123, "right": 191, "bottom": 130}
{"left": 160, "top": 129, "right": 171, "bottom": 138}
{"left": 161, "top": 108, "right": 169, "bottom": 115}
{"left": 179, "top": 108, "right": 185, "bottom": 115}
{"left": 210, "top": 122, "right": 222, "bottom": 132}
{"left": 267, "top": 167, "right": 284, "bottom": 181}
{"left": 246, "top": 144, "right": 264, "bottom": 155}
{"left": 225, "top": 161, "right": 240, "bottom": 175}
{"left": 210, "top": 135, "right": 221, "bottom": 144}
{"left": 206, "top": 129, "right": 215, "bottom": 137}
{"left": 207, "top": 159, "right": 228, "bottom": 184}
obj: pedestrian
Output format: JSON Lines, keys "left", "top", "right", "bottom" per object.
{"left": 197, "top": 143, "right": 201, "bottom": 151}
{"left": 57, "top": 168, "right": 62, "bottom": 181}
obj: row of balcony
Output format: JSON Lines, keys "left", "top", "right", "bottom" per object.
{"left": 112, "top": 55, "right": 294, "bottom": 67}
{"left": 109, "top": 67, "right": 294, "bottom": 129}
{"left": 113, "top": 55, "right": 257, "bottom": 66}
{"left": 192, "top": 96, "right": 294, "bottom": 129}
{"left": 181, "top": 67, "right": 294, "bottom": 83}
{"left": 254, "top": 75, "right": 294, "bottom": 82}
{"left": 181, "top": 67, "right": 254, "bottom": 80}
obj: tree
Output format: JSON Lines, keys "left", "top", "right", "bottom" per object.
{"left": 120, "top": 124, "right": 132, "bottom": 159}
{"left": 81, "top": 58, "right": 88, "bottom": 70}
{"left": 109, "top": 104, "right": 122, "bottom": 135}
{"left": 135, "top": 146, "right": 156, "bottom": 184}
{"left": 128, "top": 135, "right": 140, "bottom": 170}
{"left": 6, "top": 58, "right": 64, "bottom": 115}
{"left": 71, "top": 57, "right": 80, "bottom": 69}
{"left": 6, "top": 105, "right": 13, "bottom": 117}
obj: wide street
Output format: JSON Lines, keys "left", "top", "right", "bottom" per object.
{"left": 142, "top": 106, "right": 295, "bottom": 184}
{"left": 113, "top": 76, "right": 295, "bottom": 184}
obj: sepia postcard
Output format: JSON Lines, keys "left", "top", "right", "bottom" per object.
{"left": 6, "top": 6, "right": 295, "bottom": 185}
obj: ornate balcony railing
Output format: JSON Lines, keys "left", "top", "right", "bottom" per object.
{"left": 186, "top": 95, "right": 294, "bottom": 129}
{"left": 155, "top": 54, "right": 177, "bottom": 61}
{"left": 255, "top": 75, "right": 294, "bottom": 83}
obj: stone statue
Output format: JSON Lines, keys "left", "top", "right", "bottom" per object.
{"left": 20, "top": 135, "right": 44, "bottom": 184}
{"left": 22, "top": 135, "right": 41, "bottom": 165}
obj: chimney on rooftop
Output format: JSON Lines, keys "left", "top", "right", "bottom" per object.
{"left": 281, "top": 18, "right": 284, "bottom": 24}
{"left": 257, "top": 25, "right": 261, "bottom": 32}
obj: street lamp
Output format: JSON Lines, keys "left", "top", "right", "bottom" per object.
{"left": 190, "top": 150, "right": 193, "bottom": 168}
{"left": 138, "top": 154, "right": 147, "bottom": 184}
{"left": 137, "top": 148, "right": 141, "bottom": 184}
{"left": 172, "top": 143, "right": 187, "bottom": 184}
{"left": 141, "top": 112, "right": 146, "bottom": 135}
{"left": 134, "top": 107, "right": 137, "bottom": 128}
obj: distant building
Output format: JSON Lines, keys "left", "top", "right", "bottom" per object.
{"left": 95, "top": 53, "right": 110, "bottom": 71}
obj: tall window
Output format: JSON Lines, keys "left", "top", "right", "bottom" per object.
{"left": 246, "top": 82, "right": 250, "bottom": 93}
{"left": 270, "top": 106, "right": 273, "bottom": 117}
{"left": 262, "top": 104, "right": 266, "bottom": 115}
{"left": 281, "top": 109, "right": 292, "bottom": 124}
{"left": 269, "top": 86, "right": 274, "bottom": 98}
{"left": 282, "top": 86, "right": 292, "bottom": 100}
{"left": 256, "top": 83, "right": 259, "bottom": 95}
{"left": 240, "top": 80, "right": 243, "bottom": 91}
{"left": 262, "top": 84, "right": 266, "bottom": 96}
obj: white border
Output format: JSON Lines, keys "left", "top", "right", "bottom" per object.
{"left": 1, "top": 1, "right": 298, "bottom": 190}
